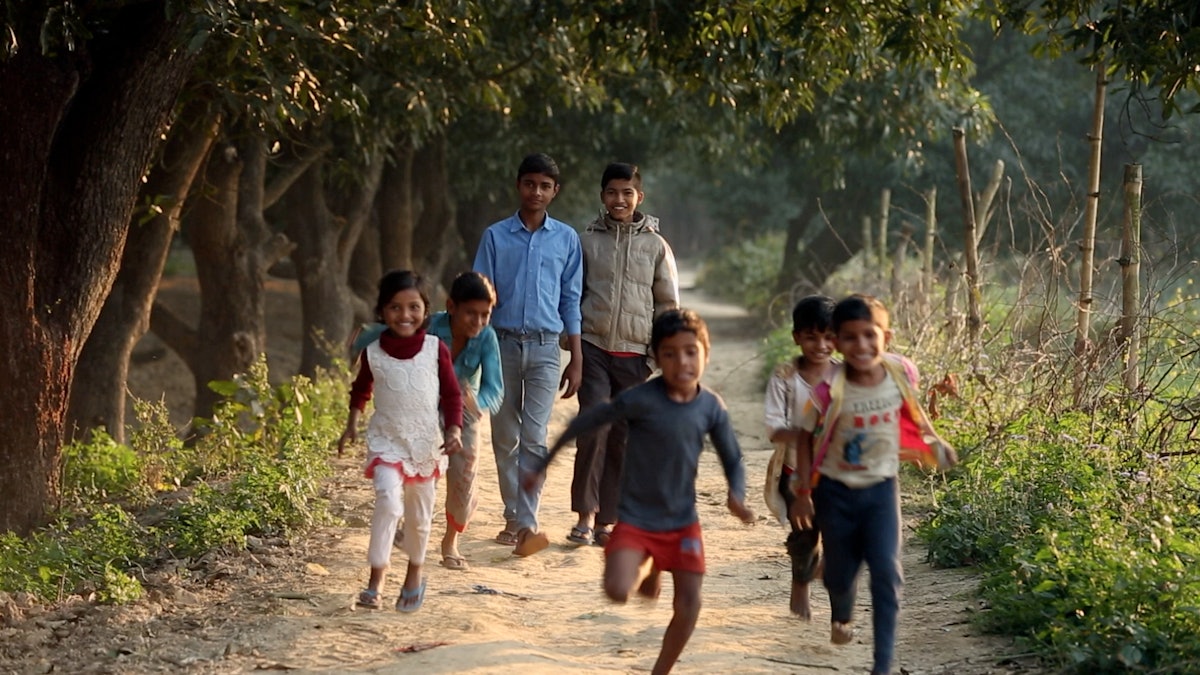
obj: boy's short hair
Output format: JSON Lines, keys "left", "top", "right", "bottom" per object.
{"left": 517, "top": 153, "right": 560, "bottom": 184}
{"left": 449, "top": 271, "right": 497, "bottom": 305}
{"left": 651, "top": 308, "right": 710, "bottom": 356}
{"left": 792, "top": 295, "right": 835, "bottom": 333}
{"left": 832, "top": 294, "right": 890, "bottom": 332}
{"left": 375, "top": 269, "right": 431, "bottom": 322}
{"left": 601, "top": 162, "right": 642, "bottom": 190}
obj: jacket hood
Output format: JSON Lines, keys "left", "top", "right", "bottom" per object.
{"left": 586, "top": 211, "right": 659, "bottom": 234}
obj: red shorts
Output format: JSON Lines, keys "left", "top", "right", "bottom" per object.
{"left": 605, "top": 521, "right": 705, "bottom": 574}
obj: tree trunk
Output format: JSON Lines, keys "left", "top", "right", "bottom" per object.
{"left": 376, "top": 142, "right": 416, "bottom": 272}
{"left": 411, "top": 135, "right": 462, "bottom": 294}
{"left": 283, "top": 150, "right": 383, "bottom": 377}
{"left": 1074, "top": 66, "right": 1107, "bottom": 405}
{"left": 773, "top": 200, "right": 819, "bottom": 299}
{"left": 1119, "top": 164, "right": 1143, "bottom": 393}
{"left": 68, "top": 102, "right": 220, "bottom": 442}
{"left": 877, "top": 188, "right": 891, "bottom": 279}
{"left": 921, "top": 186, "right": 937, "bottom": 300}
{"left": 0, "top": 4, "right": 195, "bottom": 533}
{"left": 182, "top": 131, "right": 294, "bottom": 418}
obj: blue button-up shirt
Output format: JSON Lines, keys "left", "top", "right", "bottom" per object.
{"left": 473, "top": 212, "right": 583, "bottom": 335}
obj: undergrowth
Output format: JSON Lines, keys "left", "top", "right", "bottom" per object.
{"left": 0, "top": 357, "right": 346, "bottom": 604}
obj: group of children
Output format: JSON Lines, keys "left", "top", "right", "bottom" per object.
{"left": 336, "top": 152, "right": 957, "bottom": 675}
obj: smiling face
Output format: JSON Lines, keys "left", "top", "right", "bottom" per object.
{"left": 381, "top": 288, "right": 427, "bottom": 338}
{"left": 654, "top": 330, "right": 708, "bottom": 397}
{"left": 447, "top": 298, "right": 492, "bottom": 339}
{"left": 794, "top": 328, "right": 836, "bottom": 367}
{"left": 835, "top": 318, "right": 891, "bottom": 379}
{"left": 601, "top": 178, "right": 643, "bottom": 223}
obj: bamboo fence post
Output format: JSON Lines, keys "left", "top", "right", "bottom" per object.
{"left": 1074, "top": 65, "right": 1108, "bottom": 405}
{"left": 1119, "top": 163, "right": 1143, "bottom": 393}
{"left": 952, "top": 127, "right": 982, "bottom": 348}
{"left": 862, "top": 215, "right": 874, "bottom": 268}
{"left": 878, "top": 188, "right": 891, "bottom": 279}
{"left": 922, "top": 186, "right": 937, "bottom": 301}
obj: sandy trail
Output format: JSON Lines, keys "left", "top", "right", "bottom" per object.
{"left": 0, "top": 278, "right": 1037, "bottom": 675}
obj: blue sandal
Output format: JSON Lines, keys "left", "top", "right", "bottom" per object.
{"left": 396, "top": 578, "right": 427, "bottom": 613}
{"left": 356, "top": 588, "right": 381, "bottom": 609}
{"left": 567, "top": 525, "right": 593, "bottom": 545}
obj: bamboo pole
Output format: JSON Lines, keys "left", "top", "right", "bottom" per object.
{"left": 952, "top": 127, "right": 982, "bottom": 348}
{"left": 1074, "top": 65, "right": 1108, "bottom": 405}
{"left": 861, "top": 215, "right": 873, "bottom": 268}
{"left": 878, "top": 188, "right": 891, "bottom": 279}
{"left": 922, "top": 186, "right": 937, "bottom": 299}
{"left": 1119, "top": 163, "right": 1143, "bottom": 393}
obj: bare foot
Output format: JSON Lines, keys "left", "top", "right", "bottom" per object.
{"left": 636, "top": 567, "right": 662, "bottom": 600}
{"left": 789, "top": 581, "right": 811, "bottom": 619}
{"left": 831, "top": 621, "right": 854, "bottom": 645}
{"left": 513, "top": 528, "right": 550, "bottom": 557}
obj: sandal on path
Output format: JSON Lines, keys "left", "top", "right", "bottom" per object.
{"left": 356, "top": 589, "right": 382, "bottom": 609}
{"left": 441, "top": 554, "right": 469, "bottom": 571}
{"left": 495, "top": 529, "right": 519, "bottom": 546}
{"left": 566, "top": 525, "right": 593, "bottom": 545}
{"left": 396, "top": 578, "right": 427, "bottom": 613}
{"left": 513, "top": 528, "right": 550, "bottom": 557}
{"left": 592, "top": 526, "right": 612, "bottom": 547}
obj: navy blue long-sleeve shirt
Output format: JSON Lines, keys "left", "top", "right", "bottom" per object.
{"left": 550, "top": 377, "right": 746, "bottom": 531}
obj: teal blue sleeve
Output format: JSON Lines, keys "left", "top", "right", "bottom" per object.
{"left": 352, "top": 323, "right": 387, "bottom": 354}
{"left": 476, "top": 327, "right": 504, "bottom": 414}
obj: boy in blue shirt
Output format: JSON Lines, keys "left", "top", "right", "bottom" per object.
{"left": 473, "top": 153, "right": 584, "bottom": 557}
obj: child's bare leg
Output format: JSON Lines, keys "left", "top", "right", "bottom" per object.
{"left": 789, "top": 581, "right": 811, "bottom": 619}
{"left": 637, "top": 563, "right": 662, "bottom": 599}
{"left": 367, "top": 566, "right": 386, "bottom": 592}
{"left": 603, "top": 548, "right": 648, "bottom": 602}
{"left": 652, "top": 570, "right": 702, "bottom": 675}
{"left": 441, "top": 527, "right": 460, "bottom": 558}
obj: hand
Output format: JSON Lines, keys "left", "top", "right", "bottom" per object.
{"left": 770, "top": 428, "right": 802, "bottom": 444}
{"left": 938, "top": 442, "right": 960, "bottom": 471}
{"left": 727, "top": 492, "right": 755, "bottom": 524}
{"left": 789, "top": 491, "right": 815, "bottom": 530}
{"left": 560, "top": 356, "right": 582, "bottom": 399}
{"left": 442, "top": 428, "right": 463, "bottom": 456}
{"left": 520, "top": 467, "right": 545, "bottom": 493}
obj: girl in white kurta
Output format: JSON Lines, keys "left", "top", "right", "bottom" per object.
{"left": 338, "top": 270, "right": 463, "bottom": 612}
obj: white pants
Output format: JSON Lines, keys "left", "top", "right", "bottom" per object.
{"left": 368, "top": 465, "right": 437, "bottom": 568}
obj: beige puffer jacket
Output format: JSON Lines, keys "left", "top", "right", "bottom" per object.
{"left": 580, "top": 211, "right": 680, "bottom": 355}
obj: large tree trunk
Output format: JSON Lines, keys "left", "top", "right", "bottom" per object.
{"left": 68, "top": 102, "right": 220, "bottom": 443}
{"left": 283, "top": 151, "right": 383, "bottom": 377}
{"left": 0, "top": 4, "right": 195, "bottom": 533}
{"left": 774, "top": 200, "right": 819, "bottom": 298}
{"left": 376, "top": 142, "right": 416, "bottom": 272}
{"left": 412, "top": 135, "right": 463, "bottom": 292}
{"left": 177, "top": 131, "right": 294, "bottom": 418}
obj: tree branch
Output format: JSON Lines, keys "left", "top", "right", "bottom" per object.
{"left": 149, "top": 301, "right": 198, "bottom": 371}
{"left": 264, "top": 138, "right": 333, "bottom": 210}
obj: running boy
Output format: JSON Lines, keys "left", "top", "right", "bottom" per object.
{"left": 527, "top": 308, "right": 754, "bottom": 675}
{"left": 473, "top": 153, "right": 583, "bottom": 557}
{"left": 569, "top": 162, "right": 679, "bottom": 547}
{"left": 762, "top": 295, "right": 837, "bottom": 619}
{"left": 790, "top": 294, "right": 957, "bottom": 675}
{"left": 427, "top": 271, "right": 504, "bottom": 570}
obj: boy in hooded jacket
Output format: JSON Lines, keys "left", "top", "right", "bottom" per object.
{"left": 567, "top": 162, "right": 679, "bottom": 547}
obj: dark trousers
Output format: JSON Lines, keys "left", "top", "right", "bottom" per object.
{"left": 569, "top": 341, "right": 650, "bottom": 524}
{"left": 815, "top": 477, "right": 903, "bottom": 674}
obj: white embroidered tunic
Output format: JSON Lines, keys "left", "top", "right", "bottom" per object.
{"left": 364, "top": 335, "right": 446, "bottom": 479}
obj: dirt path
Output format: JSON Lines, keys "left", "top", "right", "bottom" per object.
{"left": 0, "top": 280, "right": 1040, "bottom": 675}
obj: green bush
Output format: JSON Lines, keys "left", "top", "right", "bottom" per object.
{"left": 0, "top": 357, "right": 347, "bottom": 603}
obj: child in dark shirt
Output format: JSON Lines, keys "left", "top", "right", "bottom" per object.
{"left": 526, "top": 308, "right": 754, "bottom": 675}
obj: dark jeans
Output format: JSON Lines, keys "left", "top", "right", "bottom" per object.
{"left": 569, "top": 341, "right": 650, "bottom": 524}
{"left": 815, "top": 476, "right": 903, "bottom": 674}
